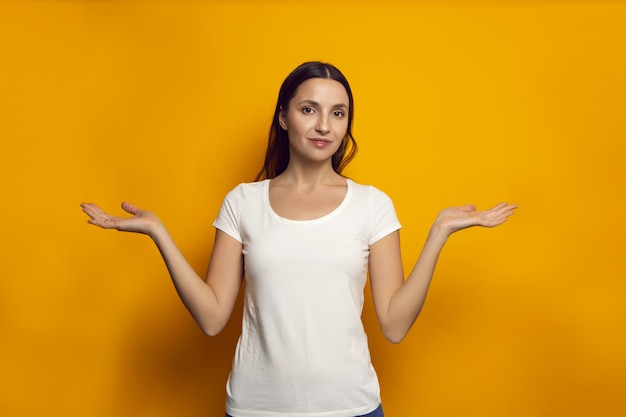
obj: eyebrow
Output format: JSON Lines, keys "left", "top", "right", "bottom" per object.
{"left": 296, "top": 99, "right": 348, "bottom": 109}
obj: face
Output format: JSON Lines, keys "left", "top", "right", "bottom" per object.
{"left": 279, "top": 78, "right": 350, "bottom": 166}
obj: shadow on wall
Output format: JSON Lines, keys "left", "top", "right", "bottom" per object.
{"left": 114, "top": 289, "right": 245, "bottom": 417}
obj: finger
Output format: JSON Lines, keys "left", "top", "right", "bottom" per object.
{"left": 86, "top": 217, "right": 117, "bottom": 229}
{"left": 501, "top": 207, "right": 516, "bottom": 219}
{"left": 82, "top": 204, "right": 108, "bottom": 220}
{"left": 81, "top": 203, "right": 105, "bottom": 219}
{"left": 489, "top": 208, "right": 516, "bottom": 226}
{"left": 497, "top": 203, "right": 517, "bottom": 211}
{"left": 479, "top": 212, "right": 508, "bottom": 227}
{"left": 487, "top": 202, "right": 508, "bottom": 211}
{"left": 121, "top": 201, "right": 140, "bottom": 215}
{"left": 81, "top": 203, "right": 116, "bottom": 228}
{"left": 484, "top": 202, "right": 515, "bottom": 216}
{"left": 495, "top": 205, "right": 517, "bottom": 219}
{"left": 482, "top": 216, "right": 507, "bottom": 227}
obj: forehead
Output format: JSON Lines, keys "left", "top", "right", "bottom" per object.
{"left": 291, "top": 78, "right": 349, "bottom": 106}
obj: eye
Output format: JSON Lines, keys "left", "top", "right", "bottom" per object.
{"left": 333, "top": 110, "right": 345, "bottom": 118}
{"left": 301, "top": 107, "right": 315, "bottom": 114}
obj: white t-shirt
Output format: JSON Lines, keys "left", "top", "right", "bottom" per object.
{"left": 213, "top": 179, "right": 401, "bottom": 417}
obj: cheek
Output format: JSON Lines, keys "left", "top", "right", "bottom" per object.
{"left": 286, "top": 123, "right": 304, "bottom": 139}
{"left": 286, "top": 122, "right": 309, "bottom": 144}
{"left": 331, "top": 136, "right": 346, "bottom": 154}
{"left": 288, "top": 116, "right": 315, "bottom": 136}
{"left": 335, "top": 120, "right": 349, "bottom": 137}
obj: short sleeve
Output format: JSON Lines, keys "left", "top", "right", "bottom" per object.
{"left": 369, "top": 186, "right": 402, "bottom": 245}
{"left": 212, "top": 184, "right": 244, "bottom": 243}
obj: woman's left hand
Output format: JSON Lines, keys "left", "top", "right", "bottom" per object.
{"left": 434, "top": 202, "right": 517, "bottom": 236}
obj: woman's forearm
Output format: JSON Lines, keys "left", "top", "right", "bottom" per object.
{"left": 150, "top": 224, "right": 230, "bottom": 336}
{"left": 378, "top": 201, "right": 516, "bottom": 343}
{"left": 383, "top": 225, "right": 449, "bottom": 343}
{"left": 81, "top": 201, "right": 242, "bottom": 336}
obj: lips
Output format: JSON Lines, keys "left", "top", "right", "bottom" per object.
{"left": 309, "top": 138, "right": 332, "bottom": 147}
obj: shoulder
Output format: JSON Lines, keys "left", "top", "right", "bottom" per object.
{"left": 217, "top": 181, "right": 268, "bottom": 217}
{"left": 215, "top": 181, "right": 268, "bottom": 230}
{"left": 224, "top": 180, "right": 267, "bottom": 200}
{"left": 228, "top": 180, "right": 268, "bottom": 192}
{"left": 347, "top": 179, "right": 401, "bottom": 243}
{"left": 347, "top": 179, "right": 395, "bottom": 205}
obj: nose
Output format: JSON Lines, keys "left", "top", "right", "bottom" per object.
{"left": 315, "top": 114, "right": 330, "bottom": 135}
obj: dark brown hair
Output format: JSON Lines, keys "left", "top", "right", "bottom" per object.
{"left": 255, "top": 61, "right": 357, "bottom": 180}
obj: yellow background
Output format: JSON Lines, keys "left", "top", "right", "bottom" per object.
{"left": 1, "top": 1, "right": 625, "bottom": 416}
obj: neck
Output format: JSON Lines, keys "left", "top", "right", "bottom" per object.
{"left": 276, "top": 161, "right": 343, "bottom": 187}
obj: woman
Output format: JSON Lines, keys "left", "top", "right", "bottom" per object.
{"left": 81, "top": 61, "right": 516, "bottom": 417}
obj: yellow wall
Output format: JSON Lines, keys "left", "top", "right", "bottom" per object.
{"left": 1, "top": 1, "right": 625, "bottom": 416}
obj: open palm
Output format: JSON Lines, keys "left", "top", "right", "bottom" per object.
{"left": 436, "top": 202, "right": 517, "bottom": 235}
{"left": 80, "top": 201, "right": 160, "bottom": 235}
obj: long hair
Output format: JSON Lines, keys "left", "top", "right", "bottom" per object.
{"left": 255, "top": 62, "right": 358, "bottom": 181}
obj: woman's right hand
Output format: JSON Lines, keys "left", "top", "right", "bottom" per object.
{"left": 81, "top": 201, "right": 161, "bottom": 236}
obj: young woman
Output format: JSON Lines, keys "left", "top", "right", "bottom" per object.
{"left": 81, "top": 61, "right": 516, "bottom": 417}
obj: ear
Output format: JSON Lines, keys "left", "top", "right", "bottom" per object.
{"left": 278, "top": 106, "right": 288, "bottom": 130}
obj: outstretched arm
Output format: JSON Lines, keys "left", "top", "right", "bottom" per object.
{"left": 369, "top": 202, "right": 517, "bottom": 344}
{"left": 81, "top": 202, "right": 243, "bottom": 336}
